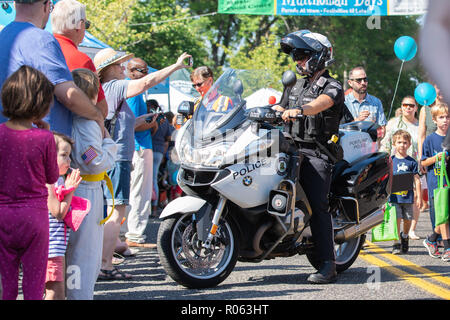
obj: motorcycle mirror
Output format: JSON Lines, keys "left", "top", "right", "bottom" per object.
{"left": 177, "top": 100, "right": 195, "bottom": 117}
{"left": 233, "top": 79, "right": 244, "bottom": 98}
{"left": 281, "top": 70, "right": 297, "bottom": 88}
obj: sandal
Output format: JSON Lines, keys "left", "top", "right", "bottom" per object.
{"left": 112, "top": 253, "right": 125, "bottom": 265}
{"left": 98, "top": 267, "right": 132, "bottom": 281}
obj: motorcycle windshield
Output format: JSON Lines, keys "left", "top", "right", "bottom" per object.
{"left": 192, "top": 68, "right": 281, "bottom": 141}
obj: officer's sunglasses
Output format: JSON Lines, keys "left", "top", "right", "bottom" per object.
{"left": 290, "top": 49, "right": 312, "bottom": 62}
{"left": 350, "top": 77, "right": 368, "bottom": 84}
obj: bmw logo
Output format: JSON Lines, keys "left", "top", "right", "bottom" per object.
{"left": 243, "top": 176, "right": 252, "bottom": 186}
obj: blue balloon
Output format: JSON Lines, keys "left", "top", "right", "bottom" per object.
{"left": 394, "top": 36, "right": 417, "bottom": 61}
{"left": 414, "top": 83, "right": 436, "bottom": 106}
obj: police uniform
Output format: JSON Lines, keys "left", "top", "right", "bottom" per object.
{"left": 281, "top": 70, "right": 344, "bottom": 262}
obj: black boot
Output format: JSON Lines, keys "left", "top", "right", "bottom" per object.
{"left": 307, "top": 260, "right": 337, "bottom": 284}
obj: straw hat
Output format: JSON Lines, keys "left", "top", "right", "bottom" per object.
{"left": 94, "top": 48, "right": 134, "bottom": 73}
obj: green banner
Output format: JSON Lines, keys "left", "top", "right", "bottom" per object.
{"left": 218, "top": 0, "right": 274, "bottom": 15}
{"left": 218, "top": 0, "right": 428, "bottom": 16}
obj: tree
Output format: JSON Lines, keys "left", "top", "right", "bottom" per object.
{"left": 80, "top": 0, "right": 208, "bottom": 69}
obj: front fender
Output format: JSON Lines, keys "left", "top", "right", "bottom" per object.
{"left": 159, "top": 196, "right": 207, "bottom": 219}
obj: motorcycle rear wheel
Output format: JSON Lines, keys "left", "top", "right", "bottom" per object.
{"left": 157, "top": 212, "right": 239, "bottom": 288}
{"left": 306, "top": 233, "right": 366, "bottom": 273}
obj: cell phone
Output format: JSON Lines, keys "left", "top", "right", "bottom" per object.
{"left": 188, "top": 57, "right": 193, "bottom": 67}
{"left": 145, "top": 113, "right": 156, "bottom": 123}
{"left": 156, "top": 113, "right": 165, "bottom": 123}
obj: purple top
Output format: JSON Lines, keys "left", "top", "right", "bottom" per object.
{"left": 0, "top": 124, "right": 59, "bottom": 210}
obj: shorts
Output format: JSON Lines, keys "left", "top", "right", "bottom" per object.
{"left": 104, "top": 161, "right": 132, "bottom": 206}
{"left": 46, "top": 256, "right": 65, "bottom": 283}
{"left": 393, "top": 203, "right": 414, "bottom": 220}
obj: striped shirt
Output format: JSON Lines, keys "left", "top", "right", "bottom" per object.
{"left": 48, "top": 177, "right": 70, "bottom": 258}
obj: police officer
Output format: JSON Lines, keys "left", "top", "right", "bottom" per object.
{"left": 275, "top": 30, "right": 345, "bottom": 284}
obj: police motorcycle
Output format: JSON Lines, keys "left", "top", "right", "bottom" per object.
{"left": 156, "top": 68, "right": 393, "bottom": 289}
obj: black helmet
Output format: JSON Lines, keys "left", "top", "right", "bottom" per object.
{"left": 280, "top": 30, "right": 334, "bottom": 76}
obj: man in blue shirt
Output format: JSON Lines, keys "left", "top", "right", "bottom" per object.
{"left": 124, "top": 57, "right": 158, "bottom": 247}
{"left": 345, "top": 66, "right": 387, "bottom": 137}
{"left": 0, "top": 0, "right": 102, "bottom": 136}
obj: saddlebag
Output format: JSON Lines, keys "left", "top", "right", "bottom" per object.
{"left": 331, "top": 152, "right": 392, "bottom": 221}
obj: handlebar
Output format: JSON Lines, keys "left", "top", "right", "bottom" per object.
{"left": 247, "top": 105, "right": 304, "bottom": 125}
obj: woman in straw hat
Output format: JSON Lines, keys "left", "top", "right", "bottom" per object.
{"left": 94, "top": 48, "right": 191, "bottom": 280}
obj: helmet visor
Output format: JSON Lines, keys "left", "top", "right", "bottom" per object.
{"left": 290, "top": 48, "right": 312, "bottom": 62}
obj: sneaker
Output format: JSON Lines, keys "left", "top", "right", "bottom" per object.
{"left": 392, "top": 243, "right": 401, "bottom": 255}
{"left": 408, "top": 231, "right": 420, "bottom": 240}
{"left": 423, "top": 239, "right": 441, "bottom": 258}
{"left": 442, "top": 249, "right": 450, "bottom": 262}
{"left": 400, "top": 232, "right": 409, "bottom": 254}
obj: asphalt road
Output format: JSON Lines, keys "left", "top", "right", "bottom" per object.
{"left": 13, "top": 209, "right": 448, "bottom": 310}
{"left": 92, "top": 210, "right": 450, "bottom": 303}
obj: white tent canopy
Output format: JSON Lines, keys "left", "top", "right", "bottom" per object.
{"left": 147, "top": 68, "right": 200, "bottom": 113}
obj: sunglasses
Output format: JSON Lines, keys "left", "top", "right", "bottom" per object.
{"left": 80, "top": 19, "right": 90, "bottom": 30}
{"left": 402, "top": 103, "right": 416, "bottom": 108}
{"left": 193, "top": 80, "right": 205, "bottom": 88}
{"left": 133, "top": 67, "right": 148, "bottom": 74}
{"left": 43, "top": 0, "right": 54, "bottom": 13}
{"left": 290, "top": 49, "right": 312, "bottom": 62}
{"left": 350, "top": 77, "right": 368, "bottom": 84}
{"left": 84, "top": 20, "right": 91, "bottom": 30}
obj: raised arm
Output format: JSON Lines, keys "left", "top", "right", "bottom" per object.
{"left": 126, "top": 52, "right": 191, "bottom": 99}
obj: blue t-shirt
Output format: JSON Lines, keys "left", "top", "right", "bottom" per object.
{"left": 151, "top": 120, "right": 174, "bottom": 154}
{"left": 345, "top": 92, "right": 387, "bottom": 126}
{"left": 126, "top": 86, "right": 152, "bottom": 151}
{"left": 390, "top": 155, "right": 418, "bottom": 204}
{"left": 0, "top": 22, "right": 73, "bottom": 136}
{"left": 422, "top": 132, "right": 449, "bottom": 194}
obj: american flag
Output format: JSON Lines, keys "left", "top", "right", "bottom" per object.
{"left": 81, "top": 146, "right": 98, "bottom": 164}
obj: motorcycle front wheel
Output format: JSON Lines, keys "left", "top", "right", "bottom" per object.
{"left": 157, "top": 212, "right": 239, "bottom": 288}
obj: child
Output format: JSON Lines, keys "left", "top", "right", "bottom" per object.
{"left": 389, "top": 130, "right": 422, "bottom": 254}
{"left": 0, "top": 66, "right": 59, "bottom": 300}
{"left": 45, "top": 133, "right": 82, "bottom": 300}
{"left": 65, "top": 68, "right": 117, "bottom": 299}
{"left": 421, "top": 103, "right": 450, "bottom": 262}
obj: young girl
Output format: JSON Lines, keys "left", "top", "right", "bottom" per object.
{"left": 45, "top": 133, "right": 82, "bottom": 300}
{"left": 0, "top": 66, "right": 59, "bottom": 300}
{"left": 65, "top": 68, "right": 117, "bottom": 299}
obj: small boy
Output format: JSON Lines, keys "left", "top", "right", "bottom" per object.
{"left": 389, "top": 130, "right": 422, "bottom": 254}
{"left": 65, "top": 68, "right": 117, "bottom": 299}
{"left": 421, "top": 103, "right": 450, "bottom": 262}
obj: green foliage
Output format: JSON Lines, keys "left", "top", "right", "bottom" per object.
{"left": 227, "top": 34, "right": 290, "bottom": 91}
{"left": 80, "top": 0, "right": 208, "bottom": 69}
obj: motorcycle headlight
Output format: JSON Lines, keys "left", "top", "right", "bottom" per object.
{"left": 179, "top": 140, "right": 232, "bottom": 168}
